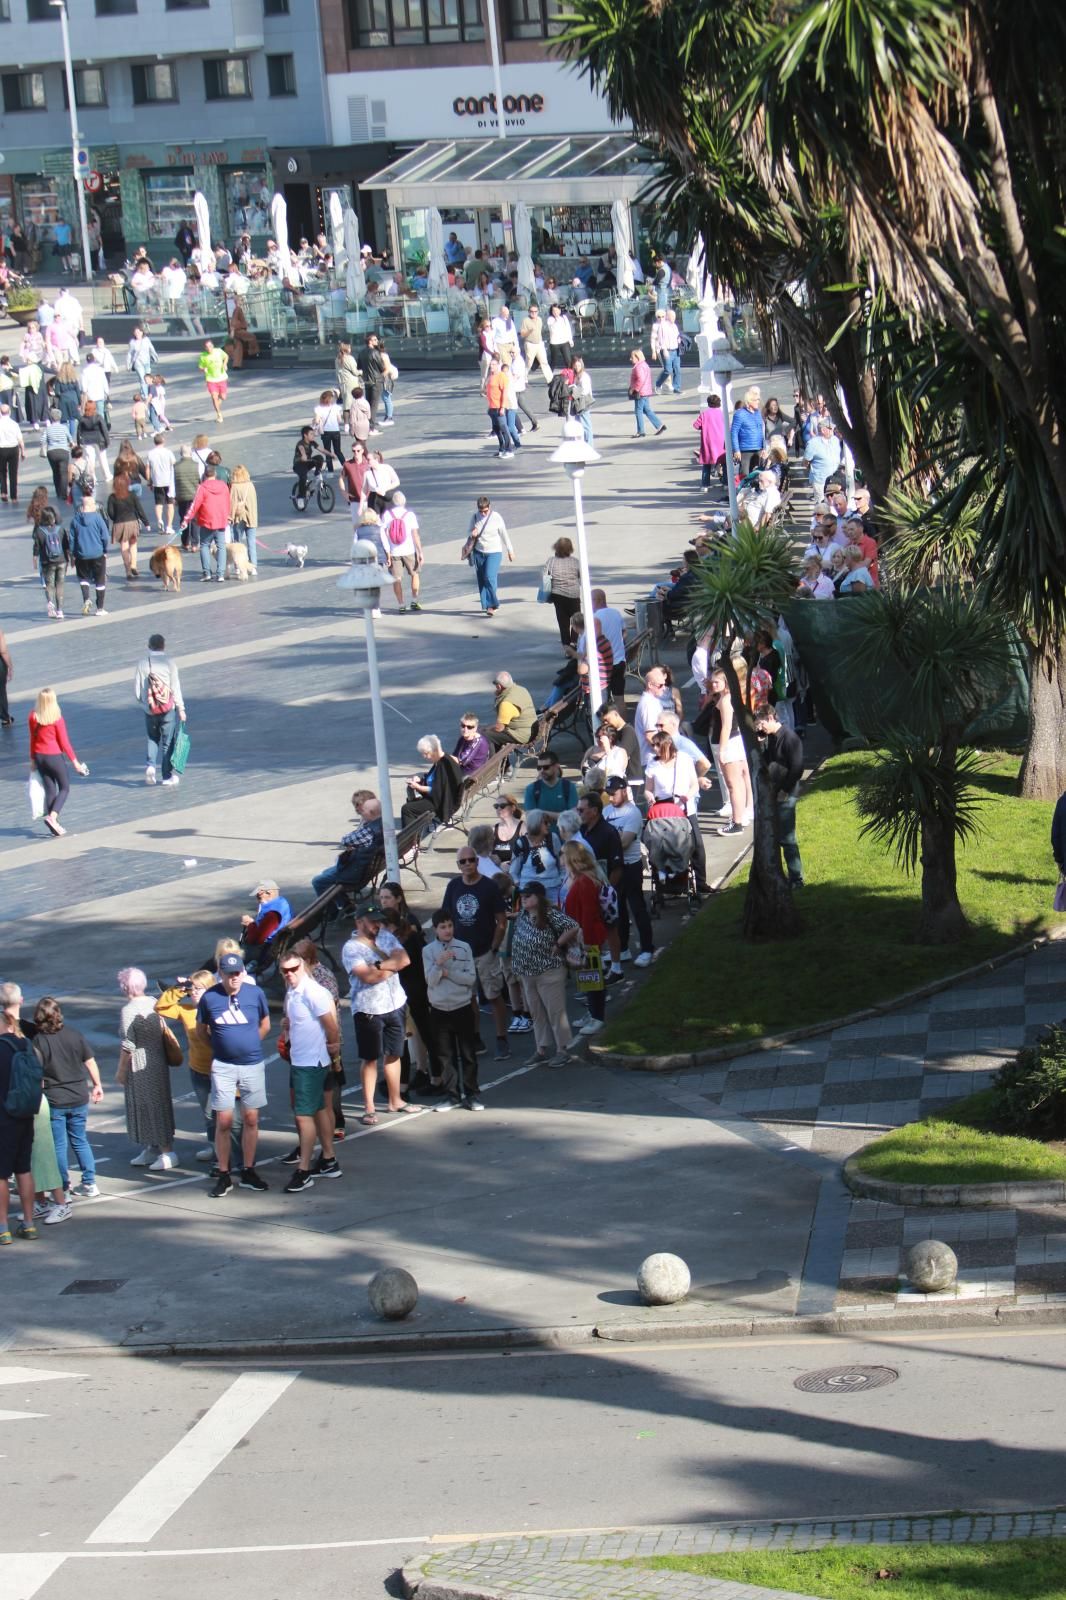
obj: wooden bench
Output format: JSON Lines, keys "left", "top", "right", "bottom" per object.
{"left": 433, "top": 745, "right": 517, "bottom": 845}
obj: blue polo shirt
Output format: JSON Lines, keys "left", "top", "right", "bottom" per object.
{"left": 196, "top": 982, "right": 269, "bottom": 1066}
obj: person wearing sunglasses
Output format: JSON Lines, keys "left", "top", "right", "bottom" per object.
{"left": 452, "top": 712, "right": 491, "bottom": 777}
{"left": 278, "top": 954, "right": 342, "bottom": 1194}
{"left": 522, "top": 748, "right": 578, "bottom": 823}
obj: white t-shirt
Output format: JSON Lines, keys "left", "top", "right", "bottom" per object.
{"left": 146, "top": 444, "right": 176, "bottom": 491}
{"left": 0, "top": 415, "right": 24, "bottom": 449}
{"left": 646, "top": 751, "right": 699, "bottom": 814}
{"left": 161, "top": 266, "right": 187, "bottom": 301}
{"left": 381, "top": 507, "right": 418, "bottom": 561}
{"left": 314, "top": 402, "right": 343, "bottom": 433}
{"left": 284, "top": 974, "right": 335, "bottom": 1067}
{"left": 604, "top": 800, "right": 644, "bottom": 865}
{"left": 475, "top": 854, "right": 502, "bottom": 878}
{"left": 80, "top": 364, "right": 110, "bottom": 404}
{"left": 634, "top": 690, "right": 664, "bottom": 765}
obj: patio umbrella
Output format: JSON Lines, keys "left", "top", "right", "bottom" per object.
{"left": 689, "top": 231, "right": 722, "bottom": 340}
{"left": 612, "top": 199, "right": 635, "bottom": 297}
{"left": 513, "top": 200, "right": 536, "bottom": 297}
{"left": 270, "top": 192, "right": 293, "bottom": 283}
{"left": 344, "top": 208, "right": 366, "bottom": 304}
{"left": 426, "top": 206, "right": 449, "bottom": 298}
{"left": 193, "top": 190, "right": 212, "bottom": 273}
{"left": 329, "top": 192, "right": 345, "bottom": 267}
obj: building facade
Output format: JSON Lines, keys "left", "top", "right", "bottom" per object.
{"left": 0, "top": 0, "right": 329, "bottom": 264}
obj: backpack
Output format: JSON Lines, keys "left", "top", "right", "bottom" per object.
{"left": 41, "top": 523, "right": 64, "bottom": 563}
{"left": 146, "top": 663, "right": 174, "bottom": 715}
{"left": 386, "top": 513, "right": 409, "bottom": 547}
{"left": 597, "top": 878, "right": 620, "bottom": 927}
{"left": 3, "top": 1036, "right": 43, "bottom": 1119}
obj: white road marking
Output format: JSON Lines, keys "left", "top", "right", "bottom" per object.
{"left": 0, "top": 1554, "right": 65, "bottom": 1600}
{"left": 86, "top": 1370, "right": 299, "bottom": 1545}
{"left": 6, "top": 1535, "right": 428, "bottom": 1564}
{"left": 0, "top": 1410, "right": 47, "bottom": 1422}
{"left": 0, "top": 1367, "right": 86, "bottom": 1386}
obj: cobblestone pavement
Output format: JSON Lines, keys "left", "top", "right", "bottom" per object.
{"left": 408, "top": 1508, "right": 1066, "bottom": 1598}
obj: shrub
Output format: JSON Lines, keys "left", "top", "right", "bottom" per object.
{"left": 7, "top": 286, "right": 41, "bottom": 312}
{"left": 989, "top": 1023, "right": 1066, "bottom": 1138}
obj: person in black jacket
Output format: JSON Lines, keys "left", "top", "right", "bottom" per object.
{"left": 363, "top": 335, "right": 386, "bottom": 434}
{"left": 1052, "top": 790, "right": 1066, "bottom": 879}
{"left": 400, "top": 735, "right": 462, "bottom": 831}
{"left": 755, "top": 704, "right": 805, "bottom": 887}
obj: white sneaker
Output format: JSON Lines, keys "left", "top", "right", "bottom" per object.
{"left": 371, "top": 607, "right": 382, "bottom": 618}
{"left": 43, "top": 1202, "right": 72, "bottom": 1224}
{"left": 145, "top": 765, "right": 157, "bottom": 785}
{"left": 96, "top": 608, "right": 109, "bottom": 616}
{"left": 129, "top": 1148, "right": 154, "bottom": 1166}
{"left": 149, "top": 1152, "right": 177, "bottom": 1171}
{"left": 741, "top": 811, "right": 754, "bottom": 826}
{"left": 72, "top": 1180, "right": 99, "bottom": 1197}
{"left": 47, "top": 600, "right": 55, "bottom": 617}
{"left": 579, "top": 1018, "right": 605, "bottom": 1035}
{"left": 161, "top": 775, "right": 180, "bottom": 787}
{"left": 714, "top": 804, "right": 732, "bottom": 818}
{"left": 619, "top": 950, "right": 633, "bottom": 963}
{"left": 195, "top": 1146, "right": 215, "bottom": 1163}
{"left": 634, "top": 951, "right": 654, "bottom": 968}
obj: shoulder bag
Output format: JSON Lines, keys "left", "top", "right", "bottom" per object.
{"left": 537, "top": 556, "right": 553, "bottom": 604}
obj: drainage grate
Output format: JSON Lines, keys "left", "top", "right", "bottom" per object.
{"left": 794, "top": 1364, "right": 899, "bottom": 1393}
{"left": 60, "top": 1279, "right": 127, "bottom": 1296}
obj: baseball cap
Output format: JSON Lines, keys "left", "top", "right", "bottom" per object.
{"left": 605, "top": 773, "right": 628, "bottom": 792}
{"left": 218, "top": 953, "right": 245, "bottom": 975}
{"left": 355, "top": 898, "right": 383, "bottom": 921}
{"left": 251, "top": 880, "right": 278, "bottom": 897}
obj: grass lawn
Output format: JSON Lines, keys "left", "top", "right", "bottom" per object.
{"left": 851, "top": 1090, "right": 1066, "bottom": 1185}
{"left": 603, "top": 753, "right": 1056, "bottom": 1058}
{"left": 635, "top": 1535, "right": 1066, "bottom": 1597}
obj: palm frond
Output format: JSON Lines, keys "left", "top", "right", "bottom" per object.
{"left": 856, "top": 740, "right": 988, "bottom": 877}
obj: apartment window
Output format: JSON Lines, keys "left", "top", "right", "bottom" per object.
{"left": 96, "top": 0, "right": 137, "bottom": 12}
{"left": 266, "top": 52, "right": 295, "bottom": 96}
{"left": 26, "top": 0, "right": 58, "bottom": 17}
{"left": 62, "top": 66, "right": 108, "bottom": 106}
{"left": 264, "top": 0, "right": 289, "bottom": 11}
{"left": 507, "top": 0, "right": 565, "bottom": 37}
{"left": 131, "top": 62, "right": 177, "bottom": 103}
{"left": 0, "top": 1, "right": 10, "bottom": 20}
{"left": 348, "top": 0, "right": 483, "bottom": 47}
{"left": 165, "top": 0, "right": 208, "bottom": 8}
{"left": 204, "top": 57, "right": 251, "bottom": 99}
{"left": 2, "top": 71, "right": 46, "bottom": 111}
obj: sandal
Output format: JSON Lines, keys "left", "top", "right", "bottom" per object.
{"left": 16, "top": 1222, "right": 38, "bottom": 1240}
{"left": 0, "top": 1229, "right": 11, "bottom": 1246}
{"left": 388, "top": 1102, "right": 418, "bottom": 1114}
{"left": 359, "top": 1112, "right": 378, "bottom": 1126}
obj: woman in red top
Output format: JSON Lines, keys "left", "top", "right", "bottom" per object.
{"left": 562, "top": 839, "right": 608, "bottom": 1033}
{"left": 28, "top": 687, "right": 87, "bottom": 837}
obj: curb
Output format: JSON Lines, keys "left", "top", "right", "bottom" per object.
{"left": 843, "top": 1157, "right": 1066, "bottom": 1209}
{"left": 404, "top": 1553, "right": 499, "bottom": 1600}
{"left": 10, "top": 1297, "right": 1066, "bottom": 1364}
{"left": 592, "top": 922, "right": 1066, "bottom": 1074}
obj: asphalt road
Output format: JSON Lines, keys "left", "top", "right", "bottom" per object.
{"left": 1, "top": 1327, "right": 1061, "bottom": 1599}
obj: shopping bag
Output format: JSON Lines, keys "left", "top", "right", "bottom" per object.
{"left": 573, "top": 942, "right": 605, "bottom": 993}
{"left": 27, "top": 772, "right": 46, "bottom": 821}
{"left": 1055, "top": 878, "right": 1066, "bottom": 913}
{"left": 537, "top": 565, "right": 553, "bottom": 604}
{"left": 171, "top": 723, "right": 191, "bottom": 774}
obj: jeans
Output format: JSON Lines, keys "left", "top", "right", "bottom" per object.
{"left": 311, "top": 856, "right": 375, "bottom": 899}
{"left": 41, "top": 561, "right": 65, "bottom": 612}
{"left": 776, "top": 793, "right": 804, "bottom": 884}
{"left": 617, "top": 860, "right": 654, "bottom": 955}
{"left": 382, "top": 389, "right": 394, "bottom": 421}
{"left": 578, "top": 410, "right": 594, "bottom": 445}
{"left": 656, "top": 350, "right": 682, "bottom": 393}
{"left": 501, "top": 408, "right": 522, "bottom": 449}
{"left": 189, "top": 1068, "right": 243, "bottom": 1161}
{"left": 430, "top": 1003, "right": 479, "bottom": 1099}
{"left": 473, "top": 548, "right": 503, "bottom": 611}
{"left": 133, "top": 363, "right": 151, "bottom": 398}
{"left": 233, "top": 522, "right": 257, "bottom": 568}
{"left": 656, "top": 282, "right": 670, "bottom": 310}
{"left": 145, "top": 707, "right": 178, "bottom": 780}
{"left": 49, "top": 1103, "right": 95, "bottom": 1188}
{"left": 199, "top": 530, "right": 223, "bottom": 578}
{"left": 701, "top": 456, "right": 727, "bottom": 488}
{"left": 633, "top": 395, "right": 663, "bottom": 435}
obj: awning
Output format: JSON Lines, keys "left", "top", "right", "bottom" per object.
{"left": 361, "top": 133, "right": 659, "bottom": 207}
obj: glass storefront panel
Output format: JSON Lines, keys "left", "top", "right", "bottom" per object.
{"left": 397, "top": 207, "right": 429, "bottom": 272}
{"left": 224, "top": 166, "right": 271, "bottom": 235}
{"left": 17, "top": 178, "right": 58, "bottom": 241}
{"left": 144, "top": 169, "right": 196, "bottom": 240}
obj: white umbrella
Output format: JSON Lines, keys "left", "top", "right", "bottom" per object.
{"left": 513, "top": 200, "right": 536, "bottom": 297}
{"left": 689, "top": 231, "right": 723, "bottom": 341}
{"left": 329, "top": 192, "right": 345, "bottom": 267}
{"left": 193, "top": 190, "right": 212, "bottom": 265}
{"left": 344, "top": 208, "right": 366, "bottom": 304}
{"left": 426, "top": 206, "right": 448, "bottom": 298}
{"left": 612, "top": 198, "right": 635, "bottom": 297}
{"left": 270, "top": 192, "right": 293, "bottom": 283}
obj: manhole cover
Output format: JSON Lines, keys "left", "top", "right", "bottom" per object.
{"left": 60, "top": 1279, "right": 127, "bottom": 1296}
{"left": 794, "top": 1365, "right": 899, "bottom": 1393}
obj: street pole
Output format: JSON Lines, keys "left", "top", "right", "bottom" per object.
{"left": 569, "top": 464, "right": 602, "bottom": 719}
{"left": 485, "top": 0, "right": 507, "bottom": 139}
{"left": 53, "top": 0, "right": 93, "bottom": 284}
{"left": 362, "top": 610, "right": 400, "bottom": 881}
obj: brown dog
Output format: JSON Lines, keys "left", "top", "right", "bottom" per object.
{"left": 149, "top": 544, "right": 183, "bottom": 592}
{"left": 225, "top": 541, "right": 251, "bottom": 582}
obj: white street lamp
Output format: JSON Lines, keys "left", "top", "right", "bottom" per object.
{"left": 709, "top": 346, "right": 741, "bottom": 525}
{"left": 551, "top": 421, "right": 603, "bottom": 717}
{"left": 338, "top": 542, "right": 400, "bottom": 881}
{"left": 50, "top": 0, "right": 93, "bottom": 285}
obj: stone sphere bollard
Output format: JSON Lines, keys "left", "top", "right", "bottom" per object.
{"left": 637, "top": 1252, "right": 691, "bottom": 1306}
{"left": 906, "top": 1240, "right": 958, "bottom": 1292}
{"left": 368, "top": 1267, "right": 419, "bottom": 1321}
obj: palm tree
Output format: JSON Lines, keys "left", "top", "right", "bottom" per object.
{"left": 834, "top": 587, "right": 1018, "bottom": 943}
{"left": 684, "top": 521, "right": 801, "bottom": 940}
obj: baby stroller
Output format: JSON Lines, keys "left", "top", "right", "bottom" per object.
{"left": 643, "top": 800, "right": 699, "bottom": 915}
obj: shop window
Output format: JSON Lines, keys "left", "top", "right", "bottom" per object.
{"left": 18, "top": 179, "right": 58, "bottom": 239}
{"left": 204, "top": 57, "right": 251, "bottom": 99}
{"left": 63, "top": 67, "right": 108, "bottom": 107}
{"left": 224, "top": 168, "right": 271, "bottom": 235}
{"left": 264, "top": 0, "right": 289, "bottom": 11}
{"left": 348, "top": 0, "right": 483, "bottom": 48}
{"left": 267, "top": 53, "right": 296, "bottom": 96}
{"left": 2, "top": 72, "right": 46, "bottom": 111}
{"left": 96, "top": 0, "right": 137, "bottom": 12}
{"left": 144, "top": 170, "right": 196, "bottom": 240}
{"left": 26, "top": 0, "right": 58, "bottom": 17}
{"left": 131, "top": 63, "right": 177, "bottom": 103}
{"left": 507, "top": 0, "right": 565, "bottom": 38}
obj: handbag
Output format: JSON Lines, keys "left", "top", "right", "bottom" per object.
{"left": 171, "top": 722, "right": 191, "bottom": 774}
{"left": 537, "top": 560, "right": 553, "bottom": 604}
{"left": 1055, "top": 879, "right": 1066, "bottom": 913}
{"left": 160, "top": 1022, "right": 184, "bottom": 1067}
{"left": 27, "top": 772, "right": 46, "bottom": 821}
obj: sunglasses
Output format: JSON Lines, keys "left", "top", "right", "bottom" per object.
{"left": 280, "top": 965, "right": 301, "bottom": 976}
{"left": 458, "top": 856, "right": 476, "bottom": 864}
{"left": 493, "top": 801, "right": 509, "bottom": 809}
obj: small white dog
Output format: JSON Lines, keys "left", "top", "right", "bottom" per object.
{"left": 286, "top": 543, "right": 308, "bottom": 569}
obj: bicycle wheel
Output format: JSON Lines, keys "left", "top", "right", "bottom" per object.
{"left": 291, "top": 483, "right": 308, "bottom": 513}
{"left": 316, "top": 479, "right": 335, "bottom": 514}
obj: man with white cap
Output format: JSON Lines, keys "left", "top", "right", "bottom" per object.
{"left": 240, "top": 879, "right": 292, "bottom": 972}
{"left": 379, "top": 490, "right": 424, "bottom": 614}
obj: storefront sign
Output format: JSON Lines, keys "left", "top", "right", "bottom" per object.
{"left": 328, "top": 61, "right": 615, "bottom": 142}
{"left": 41, "top": 150, "right": 71, "bottom": 177}
{"left": 91, "top": 144, "right": 120, "bottom": 171}
{"left": 452, "top": 93, "right": 545, "bottom": 120}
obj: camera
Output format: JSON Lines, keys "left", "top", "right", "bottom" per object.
{"left": 532, "top": 849, "right": 546, "bottom": 872}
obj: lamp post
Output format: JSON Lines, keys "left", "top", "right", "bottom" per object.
{"left": 551, "top": 421, "right": 603, "bottom": 718}
{"left": 709, "top": 347, "right": 741, "bottom": 525}
{"left": 338, "top": 543, "right": 400, "bottom": 881}
{"left": 50, "top": 0, "right": 93, "bottom": 285}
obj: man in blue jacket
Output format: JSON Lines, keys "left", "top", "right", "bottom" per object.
{"left": 69, "top": 494, "right": 111, "bottom": 616}
{"left": 730, "top": 388, "right": 765, "bottom": 476}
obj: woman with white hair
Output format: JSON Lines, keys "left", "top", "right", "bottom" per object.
{"left": 399, "top": 735, "right": 463, "bottom": 831}
{"left": 117, "top": 966, "right": 176, "bottom": 1171}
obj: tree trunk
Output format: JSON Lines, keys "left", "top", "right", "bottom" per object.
{"left": 1019, "top": 637, "right": 1066, "bottom": 800}
{"left": 918, "top": 812, "right": 968, "bottom": 945}
{"left": 741, "top": 760, "right": 803, "bottom": 941}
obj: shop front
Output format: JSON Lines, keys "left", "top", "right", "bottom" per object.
{"left": 117, "top": 140, "right": 274, "bottom": 261}
{"left": 269, "top": 144, "right": 397, "bottom": 262}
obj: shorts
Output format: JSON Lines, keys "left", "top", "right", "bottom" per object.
{"left": 210, "top": 1059, "right": 267, "bottom": 1112}
{"left": 0, "top": 1114, "right": 34, "bottom": 1180}
{"left": 721, "top": 734, "right": 746, "bottom": 765}
{"left": 475, "top": 949, "right": 505, "bottom": 999}
{"left": 206, "top": 379, "right": 229, "bottom": 399}
{"left": 353, "top": 1005, "right": 405, "bottom": 1063}
{"left": 290, "top": 1065, "right": 330, "bottom": 1117}
{"left": 388, "top": 552, "right": 416, "bottom": 579}
{"left": 153, "top": 485, "right": 175, "bottom": 506}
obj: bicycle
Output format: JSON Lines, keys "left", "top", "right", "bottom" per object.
{"left": 291, "top": 462, "right": 335, "bottom": 515}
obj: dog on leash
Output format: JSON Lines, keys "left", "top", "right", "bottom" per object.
{"left": 149, "top": 544, "right": 183, "bottom": 592}
{"left": 286, "top": 543, "right": 308, "bottom": 569}
{"left": 225, "top": 541, "right": 252, "bottom": 581}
